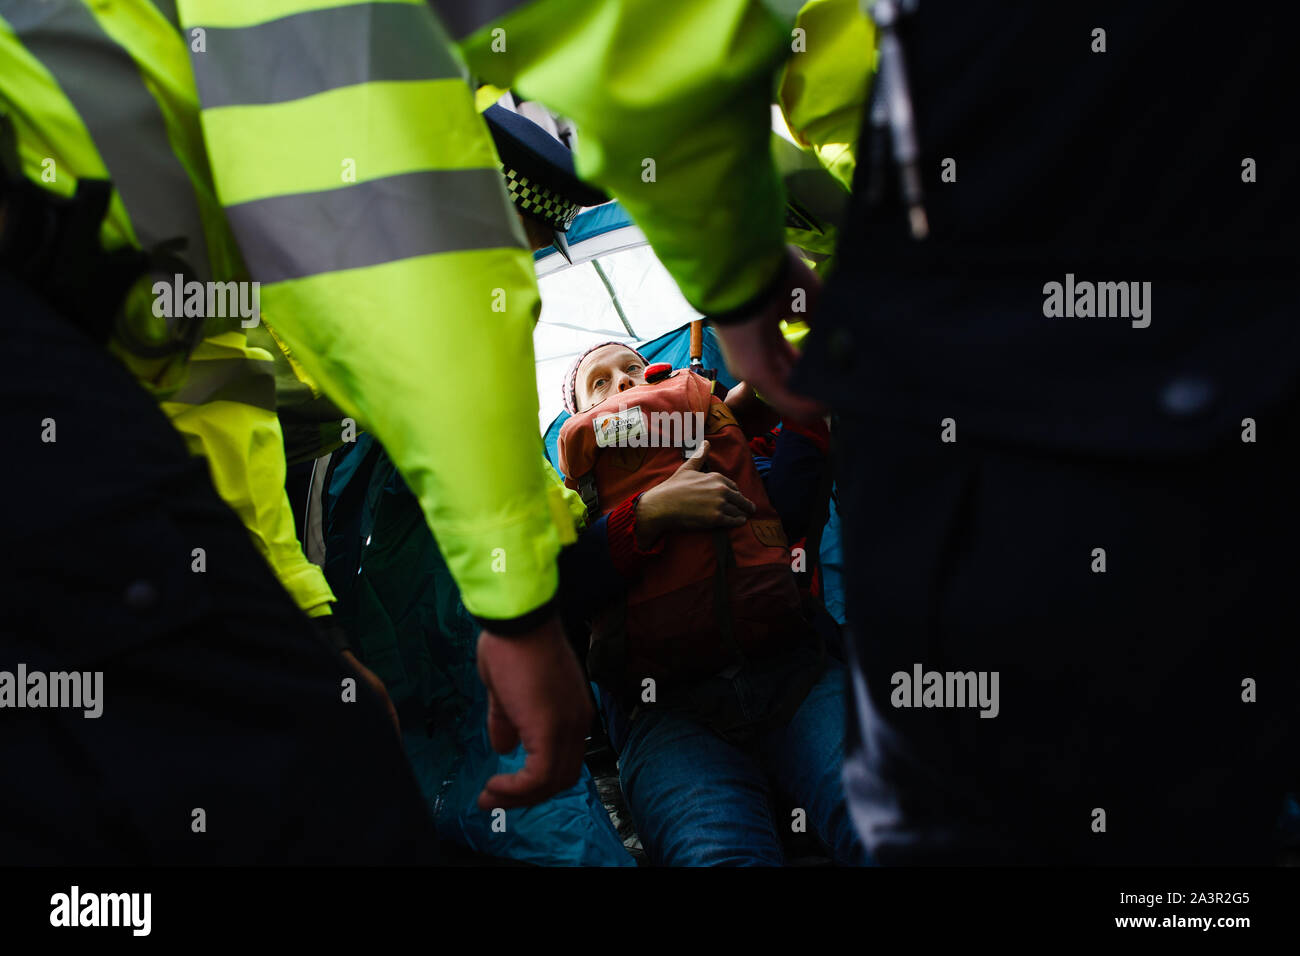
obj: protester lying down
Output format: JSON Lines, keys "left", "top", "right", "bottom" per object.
{"left": 555, "top": 342, "right": 868, "bottom": 866}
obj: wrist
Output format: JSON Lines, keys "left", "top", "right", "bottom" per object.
{"left": 471, "top": 598, "right": 559, "bottom": 638}
{"left": 633, "top": 489, "right": 665, "bottom": 549}
{"left": 703, "top": 250, "right": 793, "bottom": 327}
{"left": 311, "top": 615, "right": 351, "bottom": 653}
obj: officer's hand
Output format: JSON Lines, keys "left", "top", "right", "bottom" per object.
{"left": 634, "top": 440, "right": 755, "bottom": 548}
{"left": 713, "top": 250, "right": 827, "bottom": 423}
{"left": 476, "top": 616, "right": 592, "bottom": 811}
{"left": 724, "top": 381, "right": 782, "bottom": 438}
{"left": 342, "top": 649, "right": 400, "bottom": 739}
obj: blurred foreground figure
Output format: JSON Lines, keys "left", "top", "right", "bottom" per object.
{"left": 719, "top": 2, "right": 1300, "bottom": 863}
{"left": 0, "top": 270, "right": 439, "bottom": 863}
{"left": 0, "top": 0, "right": 588, "bottom": 860}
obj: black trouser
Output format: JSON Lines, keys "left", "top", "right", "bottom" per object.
{"left": 829, "top": 397, "right": 1300, "bottom": 864}
{"left": 0, "top": 272, "right": 437, "bottom": 864}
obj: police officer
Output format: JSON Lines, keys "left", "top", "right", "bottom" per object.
{"left": 718, "top": 1, "right": 1300, "bottom": 863}
{"left": 0, "top": 0, "right": 592, "bottom": 861}
{"left": 0, "top": 0, "right": 450, "bottom": 861}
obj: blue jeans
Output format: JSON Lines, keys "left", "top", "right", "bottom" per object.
{"left": 613, "top": 652, "right": 868, "bottom": 866}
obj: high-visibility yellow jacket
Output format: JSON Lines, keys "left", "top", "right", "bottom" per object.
{"left": 1, "top": 0, "right": 336, "bottom": 616}
{"left": 0, "top": 0, "right": 798, "bottom": 624}
{"left": 778, "top": 0, "right": 875, "bottom": 195}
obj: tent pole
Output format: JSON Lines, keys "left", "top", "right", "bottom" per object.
{"left": 591, "top": 259, "right": 636, "bottom": 338}
{"left": 689, "top": 320, "right": 704, "bottom": 370}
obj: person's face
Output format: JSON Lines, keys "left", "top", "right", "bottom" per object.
{"left": 576, "top": 344, "right": 647, "bottom": 412}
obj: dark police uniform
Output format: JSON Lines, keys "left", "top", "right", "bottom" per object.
{"left": 792, "top": 1, "right": 1300, "bottom": 863}
{"left": 0, "top": 272, "right": 439, "bottom": 864}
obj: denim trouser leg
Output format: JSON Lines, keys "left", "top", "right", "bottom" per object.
{"left": 619, "top": 706, "right": 784, "bottom": 866}
{"left": 755, "top": 661, "right": 870, "bottom": 865}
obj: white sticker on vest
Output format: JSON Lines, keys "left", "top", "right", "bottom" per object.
{"left": 594, "top": 404, "right": 646, "bottom": 448}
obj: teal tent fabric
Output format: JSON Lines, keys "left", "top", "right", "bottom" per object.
{"left": 532, "top": 202, "right": 636, "bottom": 262}
{"left": 818, "top": 496, "right": 846, "bottom": 626}
{"left": 321, "top": 437, "right": 632, "bottom": 867}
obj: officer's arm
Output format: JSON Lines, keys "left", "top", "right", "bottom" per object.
{"left": 157, "top": 331, "right": 337, "bottom": 619}
{"left": 776, "top": 0, "right": 875, "bottom": 193}
{"left": 457, "top": 0, "right": 792, "bottom": 318}
{"left": 178, "top": 0, "right": 572, "bottom": 625}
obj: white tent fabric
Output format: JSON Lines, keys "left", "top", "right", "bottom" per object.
{"left": 533, "top": 237, "right": 700, "bottom": 429}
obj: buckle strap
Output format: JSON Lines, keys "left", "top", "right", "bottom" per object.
{"left": 577, "top": 471, "right": 600, "bottom": 524}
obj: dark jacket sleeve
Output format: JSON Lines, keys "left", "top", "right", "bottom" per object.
{"left": 753, "top": 419, "right": 831, "bottom": 543}
{"left": 557, "top": 494, "right": 665, "bottom": 623}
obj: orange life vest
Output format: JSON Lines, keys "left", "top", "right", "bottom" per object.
{"left": 558, "top": 369, "right": 806, "bottom": 697}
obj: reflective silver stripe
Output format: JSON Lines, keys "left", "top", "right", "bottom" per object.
{"left": 4, "top": 0, "right": 211, "bottom": 278}
{"left": 225, "top": 168, "right": 520, "bottom": 284}
{"left": 190, "top": 2, "right": 462, "bottom": 109}
{"left": 171, "top": 356, "right": 277, "bottom": 410}
{"left": 305, "top": 451, "right": 334, "bottom": 567}
{"left": 428, "top": 0, "right": 530, "bottom": 39}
